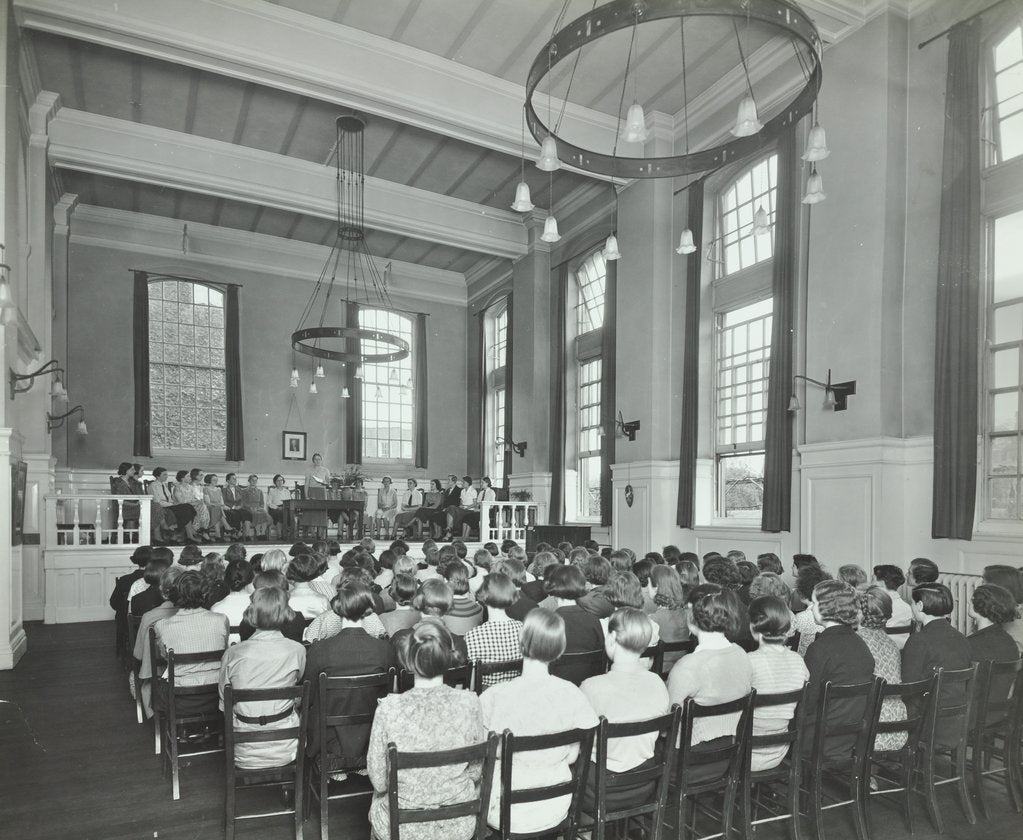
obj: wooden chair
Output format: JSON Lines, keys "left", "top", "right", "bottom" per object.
{"left": 381, "top": 732, "right": 500, "bottom": 840}
{"left": 801, "top": 679, "right": 881, "bottom": 840}
{"left": 969, "top": 658, "right": 1023, "bottom": 817}
{"left": 472, "top": 658, "right": 523, "bottom": 694}
{"left": 784, "top": 631, "right": 801, "bottom": 652}
{"left": 652, "top": 639, "right": 695, "bottom": 680}
{"left": 912, "top": 664, "right": 979, "bottom": 832}
{"left": 396, "top": 663, "right": 473, "bottom": 692}
{"left": 148, "top": 627, "right": 225, "bottom": 800}
{"left": 495, "top": 725, "right": 597, "bottom": 840}
{"left": 739, "top": 683, "right": 811, "bottom": 840}
{"left": 579, "top": 708, "right": 680, "bottom": 840}
{"left": 223, "top": 681, "right": 309, "bottom": 840}
{"left": 669, "top": 693, "right": 754, "bottom": 840}
{"left": 126, "top": 613, "right": 145, "bottom": 724}
{"left": 550, "top": 649, "right": 607, "bottom": 686}
{"left": 863, "top": 674, "right": 938, "bottom": 836}
{"left": 308, "top": 670, "right": 395, "bottom": 840}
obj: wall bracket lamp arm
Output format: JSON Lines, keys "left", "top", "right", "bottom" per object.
{"left": 9, "top": 359, "right": 68, "bottom": 401}
{"left": 616, "top": 411, "right": 641, "bottom": 442}
{"left": 788, "top": 369, "right": 856, "bottom": 412}
{"left": 496, "top": 437, "right": 528, "bottom": 457}
{"left": 47, "top": 405, "right": 87, "bottom": 435}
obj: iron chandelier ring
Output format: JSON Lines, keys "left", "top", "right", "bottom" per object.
{"left": 291, "top": 327, "right": 410, "bottom": 364}
{"left": 524, "top": 0, "right": 824, "bottom": 179}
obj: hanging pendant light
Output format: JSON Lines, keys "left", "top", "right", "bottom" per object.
{"left": 354, "top": 365, "right": 364, "bottom": 380}
{"left": 802, "top": 122, "right": 830, "bottom": 161}
{"left": 374, "top": 385, "right": 383, "bottom": 399}
{"left": 536, "top": 136, "right": 561, "bottom": 172}
{"left": 314, "top": 363, "right": 325, "bottom": 379}
{"left": 621, "top": 102, "right": 649, "bottom": 143}
{"left": 308, "top": 381, "right": 318, "bottom": 395}
{"left": 76, "top": 417, "right": 88, "bottom": 436}
{"left": 540, "top": 214, "right": 561, "bottom": 243}
{"left": 676, "top": 228, "right": 697, "bottom": 255}
{"left": 752, "top": 205, "right": 772, "bottom": 236}
{"left": 388, "top": 368, "right": 399, "bottom": 383}
{"left": 511, "top": 181, "right": 535, "bottom": 212}
{"left": 802, "top": 166, "right": 827, "bottom": 204}
{"left": 341, "top": 385, "right": 351, "bottom": 399}
{"left": 50, "top": 375, "right": 68, "bottom": 401}
{"left": 290, "top": 368, "right": 300, "bottom": 388}
{"left": 602, "top": 233, "right": 621, "bottom": 261}
{"left": 731, "top": 95, "right": 763, "bottom": 137}
{"left": 2, "top": 305, "right": 17, "bottom": 326}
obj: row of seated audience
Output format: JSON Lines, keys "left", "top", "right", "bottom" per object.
{"left": 110, "top": 538, "right": 1023, "bottom": 836}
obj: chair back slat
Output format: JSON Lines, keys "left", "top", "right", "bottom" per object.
{"left": 809, "top": 679, "right": 880, "bottom": 767}
{"left": 654, "top": 640, "right": 695, "bottom": 679}
{"left": 550, "top": 649, "right": 607, "bottom": 685}
{"left": 784, "top": 631, "right": 800, "bottom": 652}
{"left": 397, "top": 664, "right": 472, "bottom": 692}
{"left": 746, "top": 683, "right": 809, "bottom": 756}
{"left": 925, "top": 664, "right": 978, "bottom": 751}
{"left": 872, "top": 675, "right": 935, "bottom": 739}
{"left": 973, "top": 658, "right": 1023, "bottom": 724}
{"left": 472, "top": 658, "right": 523, "bottom": 693}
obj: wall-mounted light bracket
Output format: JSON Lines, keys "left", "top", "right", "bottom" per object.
{"left": 497, "top": 437, "right": 528, "bottom": 457}
{"left": 9, "top": 359, "right": 68, "bottom": 401}
{"left": 789, "top": 369, "right": 856, "bottom": 412}
{"left": 616, "top": 410, "right": 641, "bottom": 442}
{"left": 47, "top": 404, "right": 87, "bottom": 435}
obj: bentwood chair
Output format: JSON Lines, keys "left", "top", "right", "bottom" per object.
{"left": 969, "top": 659, "right": 1023, "bottom": 817}
{"left": 223, "top": 681, "right": 310, "bottom": 840}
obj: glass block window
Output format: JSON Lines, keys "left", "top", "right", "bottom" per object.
{"left": 575, "top": 250, "right": 606, "bottom": 334}
{"left": 148, "top": 279, "right": 226, "bottom": 451}
{"left": 578, "top": 357, "right": 602, "bottom": 519}
{"left": 991, "top": 25, "right": 1023, "bottom": 164}
{"left": 715, "top": 298, "right": 772, "bottom": 518}
{"left": 986, "top": 209, "right": 1023, "bottom": 519}
{"left": 360, "top": 308, "right": 415, "bottom": 461}
{"left": 718, "top": 155, "right": 777, "bottom": 276}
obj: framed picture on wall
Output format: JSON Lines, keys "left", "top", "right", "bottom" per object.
{"left": 11, "top": 461, "right": 27, "bottom": 546}
{"left": 282, "top": 431, "right": 307, "bottom": 461}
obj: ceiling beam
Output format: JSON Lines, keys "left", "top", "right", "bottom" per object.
{"left": 14, "top": 0, "right": 620, "bottom": 166}
{"left": 47, "top": 107, "right": 529, "bottom": 259}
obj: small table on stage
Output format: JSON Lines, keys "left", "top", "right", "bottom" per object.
{"left": 282, "top": 498, "right": 366, "bottom": 541}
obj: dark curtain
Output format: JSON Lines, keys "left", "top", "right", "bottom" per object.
{"left": 503, "top": 294, "right": 514, "bottom": 490}
{"left": 345, "top": 301, "right": 363, "bottom": 464}
{"left": 933, "top": 22, "right": 982, "bottom": 539}
{"left": 599, "top": 261, "right": 617, "bottom": 527}
{"left": 132, "top": 271, "right": 151, "bottom": 457}
{"left": 224, "top": 286, "right": 244, "bottom": 461}
{"left": 476, "top": 311, "right": 487, "bottom": 479}
{"left": 761, "top": 126, "right": 799, "bottom": 532}
{"left": 548, "top": 266, "right": 569, "bottom": 525}
{"left": 677, "top": 180, "right": 705, "bottom": 528}
{"left": 413, "top": 313, "right": 429, "bottom": 469}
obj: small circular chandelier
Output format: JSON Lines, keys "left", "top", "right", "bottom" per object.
{"left": 290, "top": 116, "right": 409, "bottom": 388}
{"left": 524, "top": 0, "right": 824, "bottom": 180}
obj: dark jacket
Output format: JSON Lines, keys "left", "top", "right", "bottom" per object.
{"left": 902, "top": 618, "right": 972, "bottom": 748}
{"left": 109, "top": 568, "right": 146, "bottom": 653}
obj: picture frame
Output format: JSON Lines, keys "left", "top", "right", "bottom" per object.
{"left": 282, "top": 430, "right": 307, "bottom": 461}
{"left": 11, "top": 461, "right": 27, "bottom": 546}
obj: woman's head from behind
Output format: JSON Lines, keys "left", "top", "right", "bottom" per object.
{"left": 651, "top": 564, "right": 684, "bottom": 609}
{"left": 812, "top": 580, "right": 861, "bottom": 627}
{"left": 982, "top": 565, "right": 1023, "bottom": 605}
{"left": 748, "top": 595, "right": 792, "bottom": 643}
{"left": 689, "top": 588, "right": 741, "bottom": 637}
{"left": 858, "top": 586, "right": 892, "bottom": 630}
{"left": 605, "top": 571, "right": 644, "bottom": 609}
{"left": 520, "top": 608, "right": 566, "bottom": 664}
{"left": 970, "top": 583, "right": 1017, "bottom": 626}
{"left": 244, "top": 586, "right": 294, "bottom": 631}
{"left": 545, "top": 563, "right": 588, "bottom": 600}
{"left": 398, "top": 620, "right": 454, "bottom": 679}
{"left": 412, "top": 578, "right": 453, "bottom": 616}
{"left": 911, "top": 582, "right": 955, "bottom": 620}
{"left": 260, "top": 548, "right": 289, "bottom": 574}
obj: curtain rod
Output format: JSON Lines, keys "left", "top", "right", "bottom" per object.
{"left": 132, "top": 270, "right": 243, "bottom": 288}
{"left": 918, "top": 0, "right": 1018, "bottom": 49}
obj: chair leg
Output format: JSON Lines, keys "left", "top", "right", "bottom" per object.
{"left": 810, "top": 777, "right": 827, "bottom": 840}
{"left": 952, "top": 748, "right": 976, "bottom": 825}
{"left": 721, "top": 781, "right": 739, "bottom": 840}
{"left": 225, "top": 766, "right": 235, "bottom": 840}
{"left": 918, "top": 755, "right": 944, "bottom": 835}
{"left": 294, "top": 777, "right": 304, "bottom": 840}
{"left": 851, "top": 775, "right": 870, "bottom": 840}
{"left": 740, "top": 781, "right": 754, "bottom": 840}
{"left": 898, "top": 757, "right": 915, "bottom": 835}
{"left": 971, "top": 740, "right": 989, "bottom": 821}
{"left": 790, "top": 776, "right": 804, "bottom": 840}
{"left": 319, "top": 768, "right": 328, "bottom": 840}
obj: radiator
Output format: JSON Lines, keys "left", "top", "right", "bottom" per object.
{"left": 937, "top": 573, "right": 983, "bottom": 635}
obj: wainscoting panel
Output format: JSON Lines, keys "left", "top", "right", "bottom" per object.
{"left": 804, "top": 473, "right": 874, "bottom": 568}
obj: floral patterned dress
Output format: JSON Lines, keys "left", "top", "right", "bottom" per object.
{"left": 367, "top": 685, "right": 486, "bottom": 840}
{"left": 858, "top": 626, "right": 908, "bottom": 750}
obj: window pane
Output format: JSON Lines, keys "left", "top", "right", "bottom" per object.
{"left": 994, "top": 303, "right": 1023, "bottom": 343}
{"left": 717, "top": 154, "right": 777, "bottom": 276}
{"left": 993, "top": 26, "right": 1023, "bottom": 163}
{"left": 993, "top": 348, "right": 1020, "bottom": 388}
{"left": 989, "top": 436, "right": 1019, "bottom": 474}
{"left": 992, "top": 391, "right": 1020, "bottom": 431}
{"left": 718, "top": 452, "right": 765, "bottom": 519}
{"left": 575, "top": 250, "right": 606, "bottom": 334}
{"left": 359, "top": 309, "right": 415, "bottom": 462}
{"left": 988, "top": 477, "right": 1019, "bottom": 519}
{"left": 995, "top": 27, "right": 1022, "bottom": 70}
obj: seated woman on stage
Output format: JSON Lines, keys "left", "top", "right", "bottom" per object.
{"left": 392, "top": 478, "right": 425, "bottom": 539}
{"left": 184, "top": 469, "right": 212, "bottom": 539}
{"left": 338, "top": 477, "right": 368, "bottom": 539}
{"left": 222, "top": 472, "right": 254, "bottom": 540}
{"left": 240, "top": 474, "right": 272, "bottom": 540}
{"left": 373, "top": 475, "right": 399, "bottom": 539}
{"left": 459, "top": 476, "right": 497, "bottom": 539}
{"left": 111, "top": 461, "right": 142, "bottom": 533}
{"left": 202, "top": 473, "right": 226, "bottom": 541}
{"left": 266, "top": 474, "right": 291, "bottom": 540}
{"left": 442, "top": 476, "right": 478, "bottom": 541}
{"left": 410, "top": 478, "right": 445, "bottom": 539}
{"left": 150, "top": 467, "right": 197, "bottom": 543}
{"left": 219, "top": 585, "right": 306, "bottom": 770}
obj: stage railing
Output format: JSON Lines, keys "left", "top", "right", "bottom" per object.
{"left": 480, "top": 500, "right": 547, "bottom": 544}
{"left": 44, "top": 493, "right": 152, "bottom": 548}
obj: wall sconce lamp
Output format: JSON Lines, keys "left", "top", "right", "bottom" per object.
{"left": 616, "top": 411, "right": 641, "bottom": 442}
{"left": 9, "top": 359, "right": 69, "bottom": 401}
{"left": 47, "top": 404, "right": 88, "bottom": 435}
{"left": 497, "top": 437, "right": 528, "bottom": 457}
{"left": 788, "top": 369, "right": 857, "bottom": 412}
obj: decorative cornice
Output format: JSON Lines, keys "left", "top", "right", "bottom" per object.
{"left": 47, "top": 107, "right": 528, "bottom": 260}
{"left": 69, "top": 204, "right": 469, "bottom": 306}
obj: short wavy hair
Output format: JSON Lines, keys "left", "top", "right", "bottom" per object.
{"left": 912, "top": 583, "right": 954, "bottom": 617}
{"left": 795, "top": 565, "right": 831, "bottom": 601}
{"left": 586, "top": 555, "right": 612, "bottom": 586}
{"left": 756, "top": 553, "right": 783, "bottom": 575}
{"left": 748, "top": 595, "right": 792, "bottom": 642}
{"left": 605, "top": 572, "right": 644, "bottom": 609}
{"left": 690, "top": 588, "right": 742, "bottom": 635}
{"left": 838, "top": 564, "right": 868, "bottom": 589}
{"left": 702, "top": 556, "right": 742, "bottom": 590}
{"left": 971, "top": 584, "right": 1018, "bottom": 625}
{"left": 813, "top": 580, "right": 861, "bottom": 627}
{"left": 412, "top": 578, "right": 453, "bottom": 616}
{"left": 872, "top": 564, "right": 905, "bottom": 591}
{"left": 476, "top": 572, "right": 519, "bottom": 609}
{"left": 287, "top": 552, "right": 326, "bottom": 583}
{"left": 858, "top": 586, "right": 892, "bottom": 630}
{"left": 749, "top": 572, "right": 791, "bottom": 602}
{"left": 173, "top": 570, "right": 208, "bottom": 609}
{"left": 333, "top": 580, "right": 375, "bottom": 621}
{"left": 982, "top": 565, "right": 1023, "bottom": 604}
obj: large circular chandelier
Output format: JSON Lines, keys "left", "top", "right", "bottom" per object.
{"left": 290, "top": 116, "right": 409, "bottom": 387}
{"left": 524, "top": 0, "right": 824, "bottom": 180}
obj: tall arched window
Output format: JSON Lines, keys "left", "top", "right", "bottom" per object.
{"left": 484, "top": 300, "right": 509, "bottom": 485}
{"left": 148, "top": 278, "right": 227, "bottom": 452}
{"left": 712, "top": 154, "right": 777, "bottom": 518}
{"left": 359, "top": 308, "right": 415, "bottom": 461}
{"left": 572, "top": 249, "right": 606, "bottom": 521}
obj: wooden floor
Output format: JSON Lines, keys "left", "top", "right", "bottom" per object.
{"left": 1, "top": 621, "right": 1020, "bottom": 840}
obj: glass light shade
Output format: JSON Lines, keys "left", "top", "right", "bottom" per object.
{"left": 676, "top": 228, "right": 697, "bottom": 255}
{"left": 76, "top": 418, "right": 88, "bottom": 435}
{"left": 752, "top": 205, "right": 772, "bottom": 235}
{"left": 536, "top": 136, "right": 561, "bottom": 172}
{"left": 388, "top": 368, "right": 399, "bottom": 383}
{"left": 341, "top": 386, "right": 351, "bottom": 399}
{"left": 314, "top": 364, "right": 325, "bottom": 379}
{"left": 308, "top": 381, "right": 318, "bottom": 395}
{"left": 0, "top": 278, "right": 11, "bottom": 305}
{"left": 540, "top": 215, "right": 561, "bottom": 243}
{"left": 510, "top": 181, "right": 535, "bottom": 212}
{"left": 731, "top": 95, "right": 763, "bottom": 137}
{"left": 603, "top": 233, "right": 621, "bottom": 261}
{"left": 354, "top": 365, "right": 364, "bottom": 380}
{"left": 2, "top": 304, "right": 17, "bottom": 325}
{"left": 787, "top": 394, "right": 801, "bottom": 412}
{"left": 802, "top": 168, "right": 827, "bottom": 204}
{"left": 621, "top": 101, "right": 649, "bottom": 143}
{"left": 405, "top": 376, "right": 414, "bottom": 390}
{"left": 823, "top": 389, "right": 837, "bottom": 410}
{"left": 374, "top": 385, "right": 383, "bottom": 399}
{"left": 289, "top": 376, "right": 299, "bottom": 389}
{"left": 801, "top": 122, "right": 831, "bottom": 161}
{"left": 50, "top": 377, "right": 67, "bottom": 400}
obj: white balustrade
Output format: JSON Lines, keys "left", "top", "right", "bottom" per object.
{"left": 480, "top": 500, "right": 547, "bottom": 544}
{"left": 44, "top": 493, "right": 152, "bottom": 549}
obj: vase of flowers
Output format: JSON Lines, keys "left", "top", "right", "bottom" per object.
{"left": 334, "top": 465, "right": 370, "bottom": 500}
